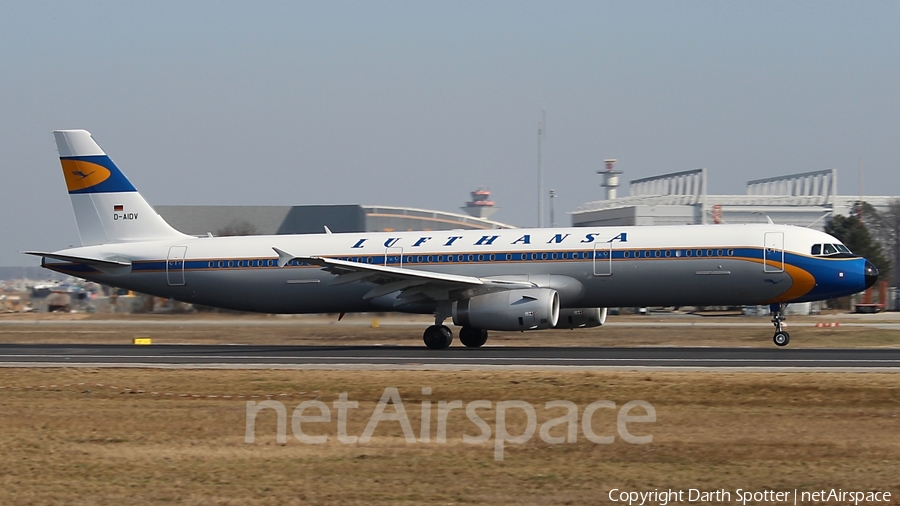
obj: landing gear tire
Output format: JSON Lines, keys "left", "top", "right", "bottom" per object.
{"left": 773, "top": 331, "right": 790, "bottom": 347}
{"left": 459, "top": 327, "right": 488, "bottom": 348}
{"left": 423, "top": 325, "right": 453, "bottom": 350}
{"left": 770, "top": 303, "right": 790, "bottom": 347}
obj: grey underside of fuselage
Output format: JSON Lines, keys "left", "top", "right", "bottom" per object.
{"left": 81, "top": 258, "right": 790, "bottom": 314}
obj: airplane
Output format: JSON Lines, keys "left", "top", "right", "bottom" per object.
{"left": 26, "top": 130, "right": 878, "bottom": 349}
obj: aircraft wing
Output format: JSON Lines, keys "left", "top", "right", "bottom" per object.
{"left": 273, "top": 247, "right": 535, "bottom": 303}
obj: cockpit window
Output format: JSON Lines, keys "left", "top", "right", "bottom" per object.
{"left": 812, "top": 243, "right": 853, "bottom": 257}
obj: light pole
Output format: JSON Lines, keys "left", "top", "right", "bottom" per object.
{"left": 549, "top": 189, "right": 556, "bottom": 228}
{"left": 537, "top": 109, "right": 546, "bottom": 227}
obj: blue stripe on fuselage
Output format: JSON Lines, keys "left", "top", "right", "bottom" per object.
{"left": 124, "top": 247, "right": 867, "bottom": 303}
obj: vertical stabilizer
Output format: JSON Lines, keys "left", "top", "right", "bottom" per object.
{"left": 53, "top": 130, "right": 189, "bottom": 245}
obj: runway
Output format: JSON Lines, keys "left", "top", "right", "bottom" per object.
{"left": 2, "top": 344, "right": 900, "bottom": 370}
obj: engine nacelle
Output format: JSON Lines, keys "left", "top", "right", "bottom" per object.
{"left": 554, "top": 308, "right": 608, "bottom": 329}
{"left": 452, "top": 288, "right": 560, "bottom": 331}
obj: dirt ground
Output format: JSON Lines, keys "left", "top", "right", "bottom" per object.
{"left": 0, "top": 368, "right": 899, "bottom": 505}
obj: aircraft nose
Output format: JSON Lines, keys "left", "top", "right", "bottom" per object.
{"left": 864, "top": 260, "right": 879, "bottom": 289}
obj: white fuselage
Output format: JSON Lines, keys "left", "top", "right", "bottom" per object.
{"left": 45, "top": 223, "right": 869, "bottom": 314}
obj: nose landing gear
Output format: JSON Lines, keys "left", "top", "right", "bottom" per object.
{"left": 770, "top": 303, "right": 790, "bottom": 347}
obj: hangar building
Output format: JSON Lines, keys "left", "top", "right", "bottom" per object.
{"left": 155, "top": 204, "right": 515, "bottom": 237}
{"left": 572, "top": 167, "right": 897, "bottom": 230}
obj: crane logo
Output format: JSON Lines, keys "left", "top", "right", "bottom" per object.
{"left": 60, "top": 159, "right": 111, "bottom": 192}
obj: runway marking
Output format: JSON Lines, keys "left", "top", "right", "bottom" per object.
{"left": 2, "top": 319, "right": 899, "bottom": 329}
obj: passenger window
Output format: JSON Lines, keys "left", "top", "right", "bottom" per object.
{"left": 823, "top": 244, "right": 837, "bottom": 255}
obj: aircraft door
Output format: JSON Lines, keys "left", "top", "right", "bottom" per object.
{"left": 385, "top": 247, "right": 403, "bottom": 267}
{"left": 763, "top": 232, "right": 784, "bottom": 273}
{"left": 167, "top": 246, "right": 187, "bottom": 286}
{"left": 593, "top": 242, "right": 613, "bottom": 276}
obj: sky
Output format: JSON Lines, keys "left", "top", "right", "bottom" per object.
{"left": 2, "top": 1, "right": 899, "bottom": 266}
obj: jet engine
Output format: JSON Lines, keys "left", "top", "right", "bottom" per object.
{"left": 554, "top": 307, "right": 608, "bottom": 329}
{"left": 452, "top": 288, "right": 560, "bottom": 331}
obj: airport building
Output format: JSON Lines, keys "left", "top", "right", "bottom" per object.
{"left": 572, "top": 166, "right": 898, "bottom": 231}
{"left": 156, "top": 193, "right": 514, "bottom": 238}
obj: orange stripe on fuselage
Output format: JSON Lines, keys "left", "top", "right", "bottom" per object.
{"left": 740, "top": 257, "right": 816, "bottom": 303}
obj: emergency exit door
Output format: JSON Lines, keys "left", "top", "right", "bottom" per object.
{"left": 763, "top": 232, "right": 784, "bottom": 273}
{"left": 167, "top": 246, "right": 187, "bottom": 286}
{"left": 593, "top": 242, "right": 612, "bottom": 276}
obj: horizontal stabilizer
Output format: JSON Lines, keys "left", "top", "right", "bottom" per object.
{"left": 23, "top": 251, "right": 132, "bottom": 268}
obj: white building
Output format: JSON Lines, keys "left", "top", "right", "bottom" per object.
{"left": 572, "top": 168, "right": 897, "bottom": 230}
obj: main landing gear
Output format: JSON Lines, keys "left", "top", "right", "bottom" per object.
{"left": 459, "top": 327, "right": 488, "bottom": 348}
{"left": 770, "top": 303, "right": 790, "bottom": 347}
{"left": 422, "top": 325, "right": 491, "bottom": 349}
{"left": 423, "top": 325, "right": 453, "bottom": 350}
{"left": 423, "top": 308, "right": 490, "bottom": 349}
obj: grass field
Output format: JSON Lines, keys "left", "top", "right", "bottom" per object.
{"left": 1, "top": 368, "right": 899, "bottom": 505}
{"left": 1, "top": 316, "right": 899, "bottom": 504}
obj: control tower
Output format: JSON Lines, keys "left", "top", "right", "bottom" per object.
{"left": 461, "top": 188, "right": 499, "bottom": 219}
{"left": 600, "top": 159, "right": 621, "bottom": 200}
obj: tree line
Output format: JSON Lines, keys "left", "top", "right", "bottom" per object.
{"left": 825, "top": 200, "right": 900, "bottom": 285}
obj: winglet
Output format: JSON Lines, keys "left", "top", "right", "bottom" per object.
{"left": 766, "top": 216, "right": 775, "bottom": 225}
{"left": 272, "top": 247, "right": 296, "bottom": 268}
{"left": 324, "top": 226, "right": 333, "bottom": 234}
